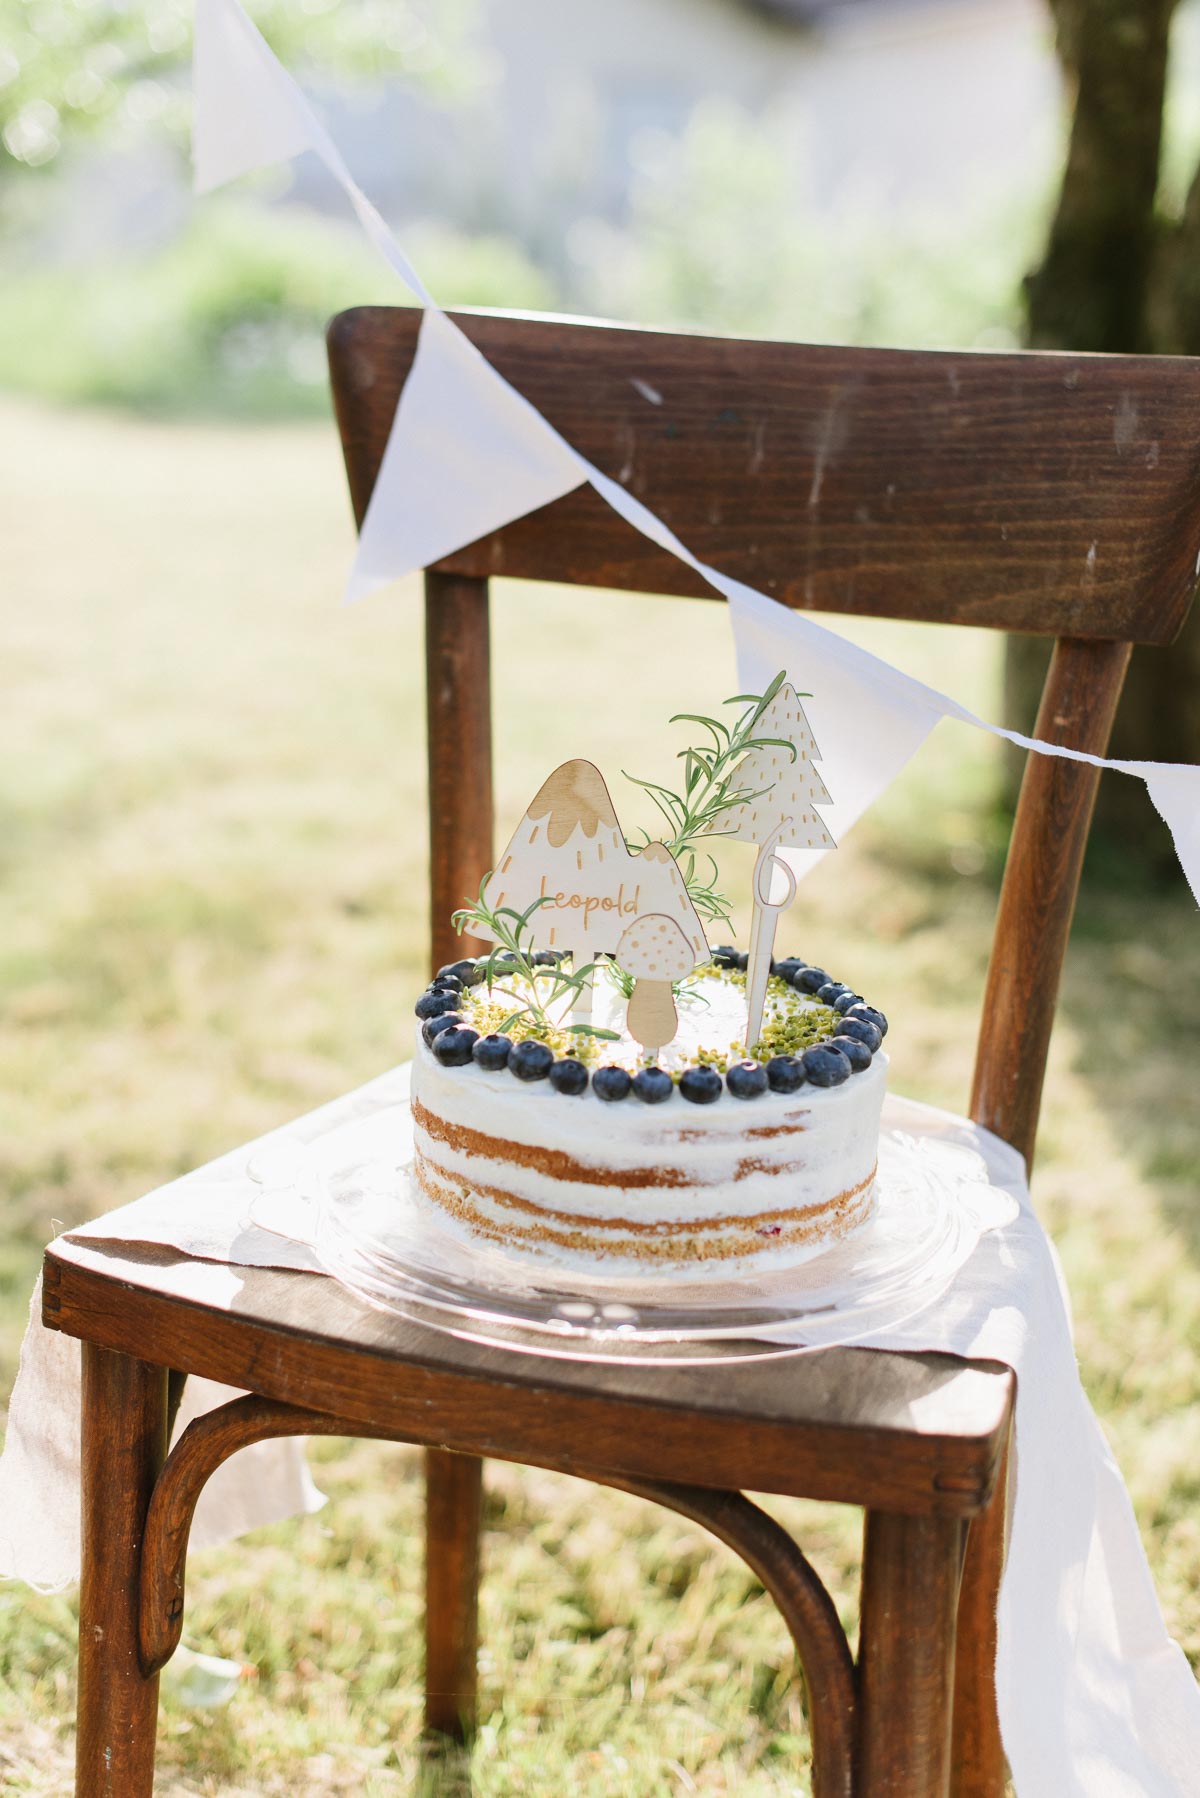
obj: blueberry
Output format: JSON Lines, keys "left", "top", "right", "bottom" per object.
{"left": 679, "top": 1065, "right": 723, "bottom": 1105}
{"left": 430, "top": 974, "right": 462, "bottom": 994}
{"left": 438, "top": 959, "right": 484, "bottom": 987}
{"left": 817, "top": 982, "right": 851, "bottom": 1006}
{"left": 593, "top": 1065, "right": 632, "bottom": 1102}
{"left": 510, "top": 1040, "right": 554, "bottom": 1082}
{"left": 422, "top": 1010, "right": 462, "bottom": 1048}
{"left": 846, "top": 1003, "right": 888, "bottom": 1038}
{"left": 416, "top": 989, "right": 457, "bottom": 1020}
{"left": 712, "top": 945, "right": 741, "bottom": 969}
{"left": 432, "top": 1026, "right": 480, "bottom": 1067}
{"left": 833, "top": 991, "right": 863, "bottom": 1016}
{"left": 773, "top": 957, "right": 807, "bottom": 984}
{"left": 532, "top": 949, "right": 564, "bottom": 966}
{"left": 831, "top": 1034, "right": 873, "bottom": 1072}
{"left": 726, "top": 1060, "right": 769, "bottom": 1099}
{"left": 472, "top": 1032, "right": 513, "bottom": 1071}
{"left": 795, "top": 967, "right": 831, "bottom": 995}
{"left": 801, "top": 1044, "right": 852, "bottom": 1087}
{"left": 765, "top": 1054, "right": 806, "bottom": 1093}
{"left": 632, "top": 1067, "right": 673, "bottom": 1104}
{"left": 549, "top": 1057, "right": 589, "bottom": 1095}
{"left": 835, "top": 1015, "right": 883, "bottom": 1053}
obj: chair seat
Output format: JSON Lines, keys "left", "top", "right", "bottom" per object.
{"left": 43, "top": 1234, "right": 1011, "bottom": 1518}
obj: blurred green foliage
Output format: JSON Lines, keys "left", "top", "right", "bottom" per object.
{"left": 0, "top": 0, "right": 479, "bottom": 179}
{"left": 0, "top": 130, "right": 1039, "bottom": 417}
{"left": 0, "top": 20, "right": 1046, "bottom": 416}
{"left": 0, "top": 199, "right": 554, "bottom": 415}
{"left": 569, "top": 100, "right": 1040, "bottom": 350}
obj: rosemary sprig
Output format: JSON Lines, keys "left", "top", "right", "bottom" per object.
{"left": 451, "top": 881, "right": 620, "bottom": 1040}
{"left": 623, "top": 669, "right": 800, "bottom": 927}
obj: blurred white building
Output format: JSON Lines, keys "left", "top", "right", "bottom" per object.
{"left": 39, "top": 0, "right": 1066, "bottom": 285}
{"left": 326, "top": 0, "right": 1061, "bottom": 240}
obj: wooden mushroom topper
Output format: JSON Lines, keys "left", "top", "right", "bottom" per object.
{"left": 617, "top": 913, "right": 698, "bottom": 1058}
{"left": 632, "top": 841, "right": 710, "bottom": 968}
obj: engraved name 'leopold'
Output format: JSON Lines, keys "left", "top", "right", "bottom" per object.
{"left": 537, "top": 877, "right": 640, "bottom": 926}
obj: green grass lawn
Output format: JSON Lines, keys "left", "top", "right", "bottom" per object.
{"left": 1, "top": 395, "right": 1198, "bottom": 1794}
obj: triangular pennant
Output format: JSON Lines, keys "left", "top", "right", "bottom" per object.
{"left": 345, "top": 308, "right": 585, "bottom": 603}
{"left": 1124, "top": 762, "right": 1200, "bottom": 908}
{"left": 720, "top": 578, "right": 942, "bottom": 883}
{"left": 192, "top": 0, "right": 342, "bottom": 194}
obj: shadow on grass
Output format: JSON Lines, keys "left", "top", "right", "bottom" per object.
{"left": 417, "top": 1736, "right": 473, "bottom": 1797}
{"left": 1054, "top": 875, "right": 1200, "bottom": 1256}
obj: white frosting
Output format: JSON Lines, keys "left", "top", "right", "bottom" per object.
{"left": 410, "top": 969, "right": 887, "bottom": 1275}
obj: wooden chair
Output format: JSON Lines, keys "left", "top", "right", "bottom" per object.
{"left": 45, "top": 312, "right": 1200, "bottom": 1797}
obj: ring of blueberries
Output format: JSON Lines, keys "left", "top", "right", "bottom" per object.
{"left": 416, "top": 953, "right": 887, "bottom": 1101}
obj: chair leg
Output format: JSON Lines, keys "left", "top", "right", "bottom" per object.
{"left": 856, "top": 1511, "right": 964, "bottom": 1798}
{"left": 76, "top": 1344, "right": 168, "bottom": 1798}
{"left": 950, "top": 1437, "right": 1010, "bottom": 1796}
{"left": 424, "top": 1448, "right": 483, "bottom": 1740}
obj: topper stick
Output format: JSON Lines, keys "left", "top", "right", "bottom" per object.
{"left": 744, "top": 821, "right": 798, "bottom": 1048}
{"left": 745, "top": 897, "right": 763, "bottom": 1015}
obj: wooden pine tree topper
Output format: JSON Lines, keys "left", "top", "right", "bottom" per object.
{"left": 704, "top": 683, "right": 836, "bottom": 1048}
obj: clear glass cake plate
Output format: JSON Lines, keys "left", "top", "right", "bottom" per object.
{"left": 248, "top": 1100, "right": 1018, "bottom": 1366}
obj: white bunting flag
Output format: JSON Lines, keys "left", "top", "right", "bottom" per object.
{"left": 193, "top": 0, "right": 344, "bottom": 197}
{"left": 193, "top": 0, "right": 577, "bottom": 585}
{"left": 347, "top": 308, "right": 584, "bottom": 605}
{"left": 1136, "top": 762, "right": 1200, "bottom": 891}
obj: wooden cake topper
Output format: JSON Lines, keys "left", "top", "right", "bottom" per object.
{"left": 617, "top": 913, "right": 698, "bottom": 1058}
{"left": 632, "top": 841, "right": 710, "bottom": 969}
{"left": 483, "top": 760, "right": 641, "bottom": 962}
{"left": 703, "top": 683, "right": 836, "bottom": 1047}
{"left": 480, "top": 761, "right": 710, "bottom": 1025}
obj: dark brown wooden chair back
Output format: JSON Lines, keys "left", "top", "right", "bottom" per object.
{"left": 328, "top": 308, "right": 1200, "bottom": 1172}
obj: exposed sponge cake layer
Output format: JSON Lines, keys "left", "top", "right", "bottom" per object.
{"left": 411, "top": 1034, "right": 887, "bottom": 1275}
{"left": 414, "top": 1149, "right": 876, "bottom": 1269}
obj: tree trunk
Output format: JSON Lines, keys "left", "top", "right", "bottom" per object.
{"left": 1008, "top": 0, "right": 1198, "bottom": 874}
{"left": 1026, "top": 0, "right": 1176, "bottom": 355}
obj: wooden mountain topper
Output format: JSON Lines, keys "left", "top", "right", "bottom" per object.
{"left": 483, "top": 760, "right": 643, "bottom": 967}
{"left": 481, "top": 760, "right": 709, "bottom": 1029}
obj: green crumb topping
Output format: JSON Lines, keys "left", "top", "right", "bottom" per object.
{"left": 683, "top": 1010, "right": 836, "bottom": 1075}
{"left": 752, "top": 1001, "right": 839, "bottom": 1063}
{"left": 461, "top": 988, "right": 608, "bottom": 1066}
{"left": 690, "top": 1041, "right": 747, "bottom": 1076}
{"left": 694, "top": 963, "right": 747, "bottom": 991}
{"left": 452, "top": 961, "right": 848, "bottom": 1078}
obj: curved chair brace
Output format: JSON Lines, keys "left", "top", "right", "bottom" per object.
{"left": 606, "top": 1472, "right": 856, "bottom": 1798}
{"left": 139, "top": 1392, "right": 855, "bottom": 1797}
{"left": 138, "top": 1392, "right": 395, "bottom": 1676}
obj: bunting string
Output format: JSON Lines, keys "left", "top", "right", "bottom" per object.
{"left": 193, "top": 0, "right": 1200, "bottom": 906}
